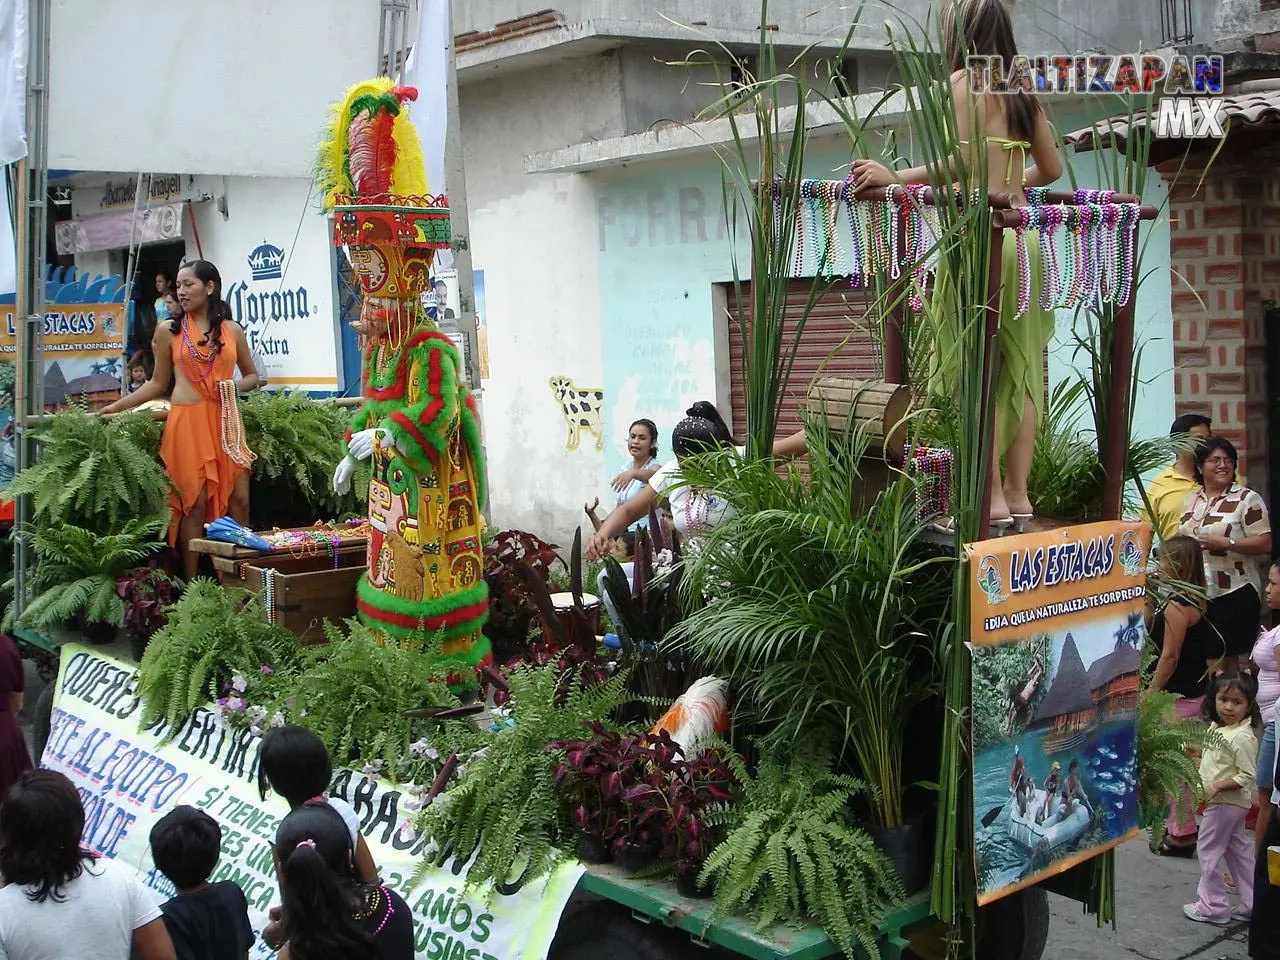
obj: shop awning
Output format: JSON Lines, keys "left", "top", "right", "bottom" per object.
{"left": 54, "top": 200, "right": 188, "bottom": 255}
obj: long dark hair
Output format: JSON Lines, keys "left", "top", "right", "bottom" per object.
{"left": 672, "top": 401, "right": 736, "bottom": 459}
{"left": 1160, "top": 534, "right": 1207, "bottom": 601}
{"left": 630, "top": 418, "right": 659, "bottom": 459}
{"left": 0, "top": 770, "right": 98, "bottom": 903}
{"left": 258, "top": 724, "right": 333, "bottom": 806}
{"left": 276, "top": 804, "right": 377, "bottom": 959}
{"left": 172, "top": 259, "right": 231, "bottom": 355}
{"left": 942, "top": 0, "right": 1041, "bottom": 143}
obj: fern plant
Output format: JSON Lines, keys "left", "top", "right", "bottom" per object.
{"left": 287, "top": 620, "right": 476, "bottom": 781}
{"left": 6, "top": 516, "right": 168, "bottom": 630}
{"left": 416, "top": 661, "right": 633, "bottom": 888}
{"left": 240, "top": 391, "right": 368, "bottom": 527}
{"left": 1136, "top": 687, "right": 1220, "bottom": 848}
{"left": 136, "top": 580, "right": 299, "bottom": 737}
{"left": 699, "top": 744, "right": 903, "bottom": 960}
{"left": 7, "top": 409, "right": 171, "bottom": 531}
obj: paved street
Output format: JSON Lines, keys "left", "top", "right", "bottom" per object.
{"left": 1048, "top": 840, "right": 1250, "bottom": 960}
{"left": 15, "top": 657, "right": 1256, "bottom": 960}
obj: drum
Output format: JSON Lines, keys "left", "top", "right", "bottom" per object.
{"left": 542, "top": 591, "right": 602, "bottom": 650}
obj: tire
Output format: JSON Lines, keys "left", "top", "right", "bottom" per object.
{"left": 907, "top": 887, "right": 1050, "bottom": 960}
{"left": 974, "top": 887, "right": 1050, "bottom": 960}
{"left": 32, "top": 681, "right": 55, "bottom": 765}
{"left": 549, "top": 902, "right": 705, "bottom": 960}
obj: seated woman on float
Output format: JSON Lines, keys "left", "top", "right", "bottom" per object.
{"left": 585, "top": 401, "right": 804, "bottom": 562}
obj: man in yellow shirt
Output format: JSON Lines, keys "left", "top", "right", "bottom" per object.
{"left": 1140, "top": 414, "right": 1211, "bottom": 542}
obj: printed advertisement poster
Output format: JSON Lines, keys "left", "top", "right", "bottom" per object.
{"left": 42, "top": 646, "right": 584, "bottom": 960}
{"left": 967, "top": 521, "right": 1151, "bottom": 905}
{"left": 0, "top": 271, "right": 128, "bottom": 414}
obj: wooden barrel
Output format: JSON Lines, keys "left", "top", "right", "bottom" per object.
{"left": 804, "top": 378, "right": 912, "bottom": 468}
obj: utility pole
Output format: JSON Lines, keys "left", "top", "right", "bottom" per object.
{"left": 13, "top": 0, "right": 51, "bottom": 621}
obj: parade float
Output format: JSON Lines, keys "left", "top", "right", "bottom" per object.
{"left": 15, "top": 7, "right": 1219, "bottom": 960}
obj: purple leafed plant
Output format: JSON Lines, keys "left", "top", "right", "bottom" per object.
{"left": 116, "top": 562, "right": 181, "bottom": 653}
{"left": 551, "top": 723, "right": 736, "bottom": 873}
{"left": 482, "top": 530, "right": 564, "bottom": 655}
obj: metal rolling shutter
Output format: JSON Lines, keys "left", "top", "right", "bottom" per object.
{"left": 725, "top": 279, "right": 883, "bottom": 439}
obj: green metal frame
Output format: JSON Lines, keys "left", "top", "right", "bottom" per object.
{"left": 578, "top": 864, "right": 935, "bottom": 960}
{"left": 12, "top": 625, "right": 58, "bottom": 681}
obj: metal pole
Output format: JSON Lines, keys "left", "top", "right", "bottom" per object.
{"left": 1100, "top": 226, "right": 1140, "bottom": 520}
{"left": 14, "top": 0, "right": 51, "bottom": 620}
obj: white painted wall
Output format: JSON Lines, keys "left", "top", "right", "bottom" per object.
{"left": 49, "top": 0, "right": 381, "bottom": 177}
{"left": 462, "top": 53, "right": 624, "bottom": 541}
{"left": 184, "top": 177, "right": 341, "bottom": 391}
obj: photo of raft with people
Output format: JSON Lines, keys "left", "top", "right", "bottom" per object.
{"left": 971, "top": 612, "right": 1143, "bottom": 902}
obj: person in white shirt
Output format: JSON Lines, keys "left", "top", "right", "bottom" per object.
{"left": 585, "top": 401, "right": 805, "bottom": 563}
{"left": 0, "top": 770, "right": 175, "bottom": 960}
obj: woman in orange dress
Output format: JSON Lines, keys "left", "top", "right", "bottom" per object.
{"left": 102, "top": 260, "right": 263, "bottom": 578}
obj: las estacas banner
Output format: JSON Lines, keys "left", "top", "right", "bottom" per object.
{"left": 965, "top": 521, "right": 1151, "bottom": 905}
{"left": 967, "top": 521, "right": 1151, "bottom": 646}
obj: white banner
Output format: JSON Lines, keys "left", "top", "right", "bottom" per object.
{"left": 41, "top": 646, "right": 584, "bottom": 960}
{"left": 0, "top": 0, "right": 26, "bottom": 165}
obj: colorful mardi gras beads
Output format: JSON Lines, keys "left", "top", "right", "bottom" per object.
{"left": 1012, "top": 205, "right": 1034, "bottom": 317}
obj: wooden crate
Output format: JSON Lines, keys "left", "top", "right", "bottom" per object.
{"left": 229, "top": 552, "right": 366, "bottom": 644}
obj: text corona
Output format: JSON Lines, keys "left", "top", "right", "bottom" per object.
{"left": 966, "top": 53, "right": 1223, "bottom": 97}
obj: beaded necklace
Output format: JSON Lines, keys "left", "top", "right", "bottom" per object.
{"left": 218, "top": 379, "right": 257, "bottom": 468}
{"left": 181, "top": 318, "right": 218, "bottom": 386}
{"left": 354, "top": 885, "right": 396, "bottom": 936}
{"left": 261, "top": 568, "right": 277, "bottom": 625}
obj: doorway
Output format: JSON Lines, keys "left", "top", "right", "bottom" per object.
{"left": 128, "top": 240, "right": 186, "bottom": 352}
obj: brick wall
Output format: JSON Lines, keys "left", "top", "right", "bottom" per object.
{"left": 1157, "top": 157, "right": 1280, "bottom": 502}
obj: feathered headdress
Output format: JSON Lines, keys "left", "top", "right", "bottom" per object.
{"left": 317, "top": 77, "right": 429, "bottom": 209}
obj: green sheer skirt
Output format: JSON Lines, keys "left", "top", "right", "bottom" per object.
{"left": 926, "top": 228, "right": 1055, "bottom": 455}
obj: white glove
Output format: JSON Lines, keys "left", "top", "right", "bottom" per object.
{"left": 332, "top": 456, "right": 356, "bottom": 496}
{"left": 347, "top": 427, "right": 390, "bottom": 461}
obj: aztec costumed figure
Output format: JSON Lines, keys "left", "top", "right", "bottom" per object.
{"left": 322, "top": 79, "right": 491, "bottom": 687}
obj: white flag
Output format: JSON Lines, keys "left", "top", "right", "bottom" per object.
{"left": 406, "top": 0, "right": 449, "bottom": 197}
{"left": 0, "top": 0, "right": 26, "bottom": 165}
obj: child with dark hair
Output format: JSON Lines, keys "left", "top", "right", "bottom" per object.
{"left": 274, "top": 804, "right": 412, "bottom": 960}
{"left": 1184, "top": 672, "right": 1261, "bottom": 925}
{"left": 257, "top": 725, "right": 378, "bottom": 949}
{"left": 0, "top": 770, "right": 175, "bottom": 960}
{"left": 149, "top": 806, "right": 253, "bottom": 960}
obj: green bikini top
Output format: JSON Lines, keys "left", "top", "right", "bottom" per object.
{"left": 986, "top": 136, "right": 1031, "bottom": 181}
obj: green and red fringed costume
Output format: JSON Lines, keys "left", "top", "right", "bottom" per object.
{"left": 347, "top": 323, "right": 492, "bottom": 688}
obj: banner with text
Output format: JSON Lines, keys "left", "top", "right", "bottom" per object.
{"left": 966, "top": 521, "right": 1150, "bottom": 905}
{"left": 0, "top": 270, "right": 128, "bottom": 414}
{"left": 42, "top": 646, "right": 584, "bottom": 960}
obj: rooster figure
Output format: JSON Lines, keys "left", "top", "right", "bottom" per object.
{"left": 652, "top": 677, "right": 730, "bottom": 760}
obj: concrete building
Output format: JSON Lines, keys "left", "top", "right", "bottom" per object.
{"left": 45, "top": 0, "right": 385, "bottom": 393}
{"left": 459, "top": 1, "right": 1216, "bottom": 540}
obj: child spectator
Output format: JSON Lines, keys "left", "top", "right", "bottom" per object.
{"left": 149, "top": 805, "right": 254, "bottom": 960}
{"left": 273, "top": 804, "right": 412, "bottom": 960}
{"left": 258, "top": 725, "right": 379, "bottom": 949}
{"left": 0, "top": 770, "right": 175, "bottom": 960}
{"left": 127, "top": 350, "right": 155, "bottom": 394}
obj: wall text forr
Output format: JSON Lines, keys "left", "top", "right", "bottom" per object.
{"left": 597, "top": 186, "right": 739, "bottom": 251}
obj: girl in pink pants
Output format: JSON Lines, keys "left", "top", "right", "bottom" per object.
{"left": 1185, "top": 671, "right": 1262, "bottom": 925}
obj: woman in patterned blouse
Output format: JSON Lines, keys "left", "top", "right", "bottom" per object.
{"left": 1177, "top": 437, "right": 1273, "bottom": 670}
